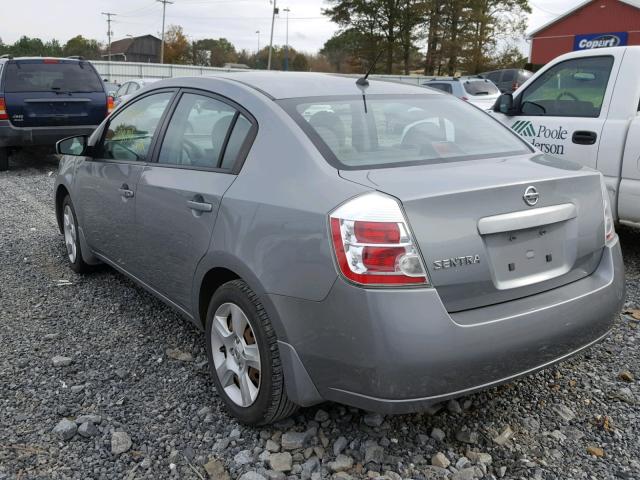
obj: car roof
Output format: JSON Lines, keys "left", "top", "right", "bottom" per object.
{"left": 154, "top": 72, "right": 439, "bottom": 100}
{"left": 2, "top": 57, "right": 85, "bottom": 62}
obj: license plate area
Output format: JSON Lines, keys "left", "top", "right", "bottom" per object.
{"left": 483, "top": 220, "right": 577, "bottom": 290}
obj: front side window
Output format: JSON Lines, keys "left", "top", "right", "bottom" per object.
{"left": 519, "top": 56, "right": 614, "bottom": 117}
{"left": 101, "top": 92, "right": 173, "bottom": 162}
{"left": 281, "top": 94, "right": 531, "bottom": 170}
{"left": 158, "top": 93, "right": 252, "bottom": 170}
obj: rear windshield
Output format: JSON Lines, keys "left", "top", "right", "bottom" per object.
{"left": 280, "top": 94, "right": 531, "bottom": 170}
{"left": 463, "top": 80, "right": 500, "bottom": 96}
{"left": 4, "top": 61, "right": 103, "bottom": 93}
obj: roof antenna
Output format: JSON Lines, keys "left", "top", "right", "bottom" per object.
{"left": 356, "top": 48, "right": 385, "bottom": 113}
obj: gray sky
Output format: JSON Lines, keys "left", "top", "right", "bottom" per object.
{"left": 3, "top": 0, "right": 583, "bottom": 54}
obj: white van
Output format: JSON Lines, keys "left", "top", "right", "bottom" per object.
{"left": 490, "top": 46, "right": 640, "bottom": 227}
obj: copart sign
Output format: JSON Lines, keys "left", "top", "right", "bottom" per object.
{"left": 574, "top": 32, "right": 628, "bottom": 50}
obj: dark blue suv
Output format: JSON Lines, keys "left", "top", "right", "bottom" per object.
{"left": 0, "top": 56, "right": 111, "bottom": 170}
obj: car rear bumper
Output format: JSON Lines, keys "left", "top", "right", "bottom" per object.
{"left": 270, "top": 238, "right": 625, "bottom": 413}
{"left": 0, "top": 121, "right": 98, "bottom": 148}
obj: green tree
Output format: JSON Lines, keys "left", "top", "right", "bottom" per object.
{"left": 45, "top": 39, "right": 64, "bottom": 57}
{"left": 324, "top": 0, "right": 401, "bottom": 74}
{"left": 11, "top": 36, "right": 46, "bottom": 56}
{"left": 464, "top": 0, "right": 531, "bottom": 73}
{"left": 291, "top": 53, "right": 309, "bottom": 71}
{"left": 320, "top": 28, "right": 381, "bottom": 73}
{"left": 64, "top": 35, "right": 101, "bottom": 59}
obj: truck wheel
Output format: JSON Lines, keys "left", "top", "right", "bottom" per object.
{"left": 205, "top": 280, "right": 299, "bottom": 425}
{"left": 61, "top": 195, "right": 92, "bottom": 273}
{"left": 0, "top": 148, "right": 8, "bottom": 171}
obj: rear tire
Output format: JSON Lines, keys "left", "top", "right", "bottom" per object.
{"left": 0, "top": 148, "right": 8, "bottom": 171}
{"left": 61, "top": 195, "right": 92, "bottom": 274}
{"left": 205, "top": 280, "right": 298, "bottom": 425}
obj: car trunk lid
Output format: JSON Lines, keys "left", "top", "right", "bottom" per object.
{"left": 339, "top": 154, "right": 605, "bottom": 312}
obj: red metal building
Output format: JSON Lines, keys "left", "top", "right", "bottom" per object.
{"left": 528, "top": 0, "right": 640, "bottom": 65}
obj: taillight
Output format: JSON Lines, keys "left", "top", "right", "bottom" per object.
{"left": 600, "top": 176, "right": 615, "bottom": 243}
{"left": 43, "top": 58, "right": 60, "bottom": 64}
{"left": 0, "top": 97, "right": 7, "bottom": 120}
{"left": 461, "top": 96, "right": 469, "bottom": 101}
{"left": 329, "top": 192, "right": 429, "bottom": 286}
{"left": 107, "top": 96, "right": 115, "bottom": 115}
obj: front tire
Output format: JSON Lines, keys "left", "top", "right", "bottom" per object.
{"left": 61, "top": 195, "right": 91, "bottom": 274}
{"left": 205, "top": 280, "right": 298, "bottom": 425}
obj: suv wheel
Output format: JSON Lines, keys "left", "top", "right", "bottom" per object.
{"left": 205, "top": 280, "right": 298, "bottom": 425}
{"left": 62, "top": 195, "right": 91, "bottom": 273}
{"left": 0, "top": 148, "right": 8, "bottom": 171}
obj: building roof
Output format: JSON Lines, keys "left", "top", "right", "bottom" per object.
{"left": 154, "top": 72, "right": 437, "bottom": 100}
{"left": 109, "top": 35, "right": 161, "bottom": 54}
{"left": 528, "top": 0, "right": 640, "bottom": 38}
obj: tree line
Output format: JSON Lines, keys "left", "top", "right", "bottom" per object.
{"left": 0, "top": 36, "right": 102, "bottom": 60}
{"left": 0, "top": 0, "right": 532, "bottom": 76}
{"left": 322, "top": 0, "right": 530, "bottom": 75}
{"left": 162, "top": 25, "right": 325, "bottom": 71}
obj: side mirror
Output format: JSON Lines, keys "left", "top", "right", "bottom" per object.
{"left": 494, "top": 93, "right": 517, "bottom": 115}
{"left": 56, "top": 135, "right": 88, "bottom": 156}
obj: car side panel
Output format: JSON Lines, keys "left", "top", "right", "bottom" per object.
{"left": 190, "top": 79, "right": 370, "bottom": 322}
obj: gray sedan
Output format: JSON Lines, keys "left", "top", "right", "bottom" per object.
{"left": 54, "top": 72, "right": 624, "bottom": 425}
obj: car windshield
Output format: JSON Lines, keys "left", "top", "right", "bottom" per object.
{"left": 463, "top": 80, "right": 500, "bottom": 96}
{"left": 4, "top": 61, "right": 103, "bottom": 93}
{"left": 280, "top": 94, "right": 530, "bottom": 169}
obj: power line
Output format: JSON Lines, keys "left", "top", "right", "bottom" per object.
{"left": 157, "top": 0, "right": 174, "bottom": 63}
{"left": 118, "top": 1, "right": 160, "bottom": 17}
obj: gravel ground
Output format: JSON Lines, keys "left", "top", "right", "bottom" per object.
{"left": 1, "top": 152, "right": 639, "bottom": 480}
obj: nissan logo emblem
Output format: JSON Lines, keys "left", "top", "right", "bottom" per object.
{"left": 523, "top": 186, "right": 539, "bottom": 206}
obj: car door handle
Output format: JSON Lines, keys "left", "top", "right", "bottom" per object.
{"left": 187, "top": 200, "right": 213, "bottom": 212}
{"left": 572, "top": 130, "right": 597, "bottom": 145}
{"left": 119, "top": 184, "right": 135, "bottom": 199}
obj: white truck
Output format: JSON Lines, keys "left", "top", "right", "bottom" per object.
{"left": 490, "top": 46, "right": 640, "bottom": 227}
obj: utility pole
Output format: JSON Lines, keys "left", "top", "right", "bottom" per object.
{"left": 267, "top": 0, "right": 278, "bottom": 70}
{"left": 255, "top": 30, "right": 261, "bottom": 69}
{"left": 157, "top": 0, "right": 173, "bottom": 64}
{"left": 283, "top": 7, "right": 290, "bottom": 71}
{"left": 101, "top": 12, "right": 116, "bottom": 61}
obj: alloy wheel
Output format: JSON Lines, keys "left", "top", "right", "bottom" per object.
{"left": 63, "top": 205, "right": 77, "bottom": 264}
{"left": 210, "top": 302, "right": 261, "bottom": 407}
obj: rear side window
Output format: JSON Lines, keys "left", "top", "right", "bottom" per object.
{"left": 4, "top": 61, "right": 103, "bottom": 93}
{"left": 463, "top": 80, "right": 500, "bottom": 96}
{"left": 158, "top": 92, "right": 254, "bottom": 171}
{"left": 282, "top": 94, "right": 531, "bottom": 170}
{"left": 426, "top": 83, "right": 453, "bottom": 94}
{"left": 520, "top": 56, "right": 614, "bottom": 117}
